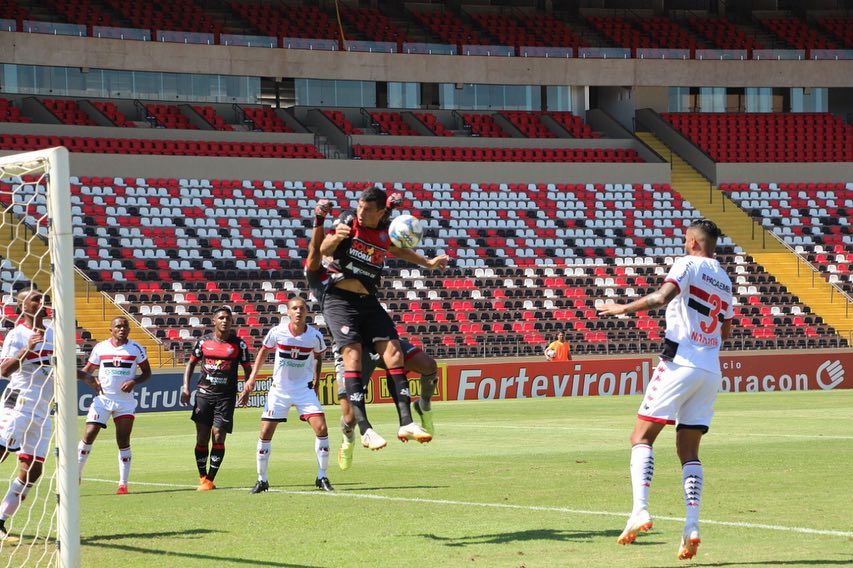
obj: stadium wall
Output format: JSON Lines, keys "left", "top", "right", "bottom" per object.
{"left": 1, "top": 34, "right": 851, "bottom": 88}
{"left": 43, "top": 351, "right": 853, "bottom": 415}
{"left": 0, "top": 151, "right": 672, "bottom": 184}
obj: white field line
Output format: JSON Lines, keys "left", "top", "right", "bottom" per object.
{"left": 84, "top": 478, "right": 853, "bottom": 538}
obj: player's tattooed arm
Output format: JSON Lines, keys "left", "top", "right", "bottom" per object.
{"left": 598, "top": 282, "right": 679, "bottom": 316}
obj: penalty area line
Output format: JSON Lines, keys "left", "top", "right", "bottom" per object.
{"left": 83, "top": 478, "right": 852, "bottom": 538}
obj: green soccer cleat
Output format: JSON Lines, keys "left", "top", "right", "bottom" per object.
{"left": 414, "top": 400, "right": 435, "bottom": 437}
{"left": 338, "top": 436, "right": 354, "bottom": 470}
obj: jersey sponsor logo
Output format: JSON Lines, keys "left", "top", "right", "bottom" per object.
{"left": 701, "top": 272, "right": 732, "bottom": 294}
{"left": 348, "top": 238, "right": 386, "bottom": 267}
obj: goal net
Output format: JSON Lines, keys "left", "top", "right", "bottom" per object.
{"left": 0, "top": 148, "right": 78, "bottom": 567}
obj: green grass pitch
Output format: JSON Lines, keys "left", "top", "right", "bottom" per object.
{"left": 4, "top": 390, "right": 853, "bottom": 567}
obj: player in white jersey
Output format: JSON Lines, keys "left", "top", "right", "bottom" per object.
{"left": 77, "top": 316, "right": 152, "bottom": 494}
{"left": 238, "top": 297, "right": 332, "bottom": 493}
{"left": 0, "top": 290, "right": 54, "bottom": 540}
{"left": 599, "top": 219, "right": 734, "bottom": 561}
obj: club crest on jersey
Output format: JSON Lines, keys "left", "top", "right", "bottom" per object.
{"left": 112, "top": 357, "right": 123, "bottom": 367}
{"left": 290, "top": 348, "right": 302, "bottom": 359}
{"left": 340, "top": 326, "right": 350, "bottom": 335}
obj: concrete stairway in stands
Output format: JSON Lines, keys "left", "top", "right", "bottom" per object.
{"left": 637, "top": 131, "right": 852, "bottom": 343}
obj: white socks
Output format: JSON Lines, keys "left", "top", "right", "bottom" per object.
{"left": 630, "top": 443, "right": 654, "bottom": 515}
{"left": 256, "top": 439, "right": 271, "bottom": 482}
{"left": 316, "top": 436, "right": 329, "bottom": 479}
{"left": 118, "top": 447, "right": 132, "bottom": 486}
{"left": 0, "top": 479, "right": 31, "bottom": 520}
{"left": 682, "top": 461, "right": 703, "bottom": 528}
{"left": 78, "top": 441, "right": 93, "bottom": 479}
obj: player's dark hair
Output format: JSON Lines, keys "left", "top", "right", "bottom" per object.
{"left": 213, "top": 306, "right": 233, "bottom": 316}
{"left": 689, "top": 219, "right": 721, "bottom": 243}
{"left": 360, "top": 185, "right": 387, "bottom": 209}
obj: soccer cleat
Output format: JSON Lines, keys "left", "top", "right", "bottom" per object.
{"left": 361, "top": 428, "right": 387, "bottom": 451}
{"left": 116, "top": 484, "right": 128, "bottom": 495}
{"left": 413, "top": 400, "right": 435, "bottom": 436}
{"left": 616, "top": 509, "right": 653, "bottom": 545}
{"left": 397, "top": 422, "right": 433, "bottom": 444}
{"left": 197, "top": 477, "right": 216, "bottom": 492}
{"left": 338, "top": 437, "right": 354, "bottom": 470}
{"left": 677, "top": 526, "right": 701, "bottom": 560}
{"left": 315, "top": 477, "right": 334, "bottom": 492}
{"left": 249, "top": 480, "right": 269, "bottom": 494}
{"left": 0, "top": 519, "right": 7, "bottom": 541}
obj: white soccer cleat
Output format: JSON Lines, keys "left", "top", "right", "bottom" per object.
{"left": 616, "top": 509, "right": 653, "bottom": 545}
{"left": 397, "top": 422, "right": 432, "bottom": 444}
{"left": 677, "top": 525, "right": 701, "bottom": 560}
{"left": 361, "top": 428, "right": 387, "bottom": 451}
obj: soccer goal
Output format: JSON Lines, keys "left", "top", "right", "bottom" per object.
{"left": 0, "top": 147, "right": 78, "bottom": 567}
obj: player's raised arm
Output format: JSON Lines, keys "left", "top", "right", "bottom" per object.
{"left": 307, "top": 200, "right": 333, "bottom": 272}
{"left": 598, "top": 281, "right": 679, "bottom": 317}
{"left": 320, "top": 213, "right": 352, "bottom": 256}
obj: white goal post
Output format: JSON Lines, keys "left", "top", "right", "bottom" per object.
{"left": 0, "top": 147, "right": 78, "bottom": 567}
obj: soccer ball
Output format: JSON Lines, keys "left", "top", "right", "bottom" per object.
{"left": 545, "top": 348, "right": 556, "bottom": 361}
{"left": 388, "top": 214, "right": 424, "bottom": 249}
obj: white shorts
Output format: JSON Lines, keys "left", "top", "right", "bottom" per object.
{"left": 0, "top": 391, "right": 51, "bottom": 460}
{"left": 263, "top": 385, "right": 324, "bottom": 422}
{"left": 86, "top": 395, "right": 137, "bottom": 427}
{"left": 637, "top": 359, "right": 721, "bottom": 431}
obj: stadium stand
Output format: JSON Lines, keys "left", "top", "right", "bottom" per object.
{"left": 229, "top": 1, "right": 339, "bottom": 42}
{"left": 321, "top": 110, "right": 362, "bottom": 135}
{"left": 351, "top": 146, "right": 643, "bottom": 162}
{"left": 31, "top": 175, "right": 842, "bottom": 361}
{"left": 685, "top": 16, "right": 764, "bottom": 55}
{"left": 0, "top": 134, "right": 323, "bottom": 158}
{"left": 369, "top": 111, "right": 420, "bottom": 136}
{"left": 192, "top": 106, "right": 233, "bottom": 131}
{"left": 661, "top": 112, "right": 852, "bottom": 162}
{"left": 144, "top": 104, "right": 198, "bottom": 130}
{"left": 92, "top": 101, "right": 135, "bottom": 128}
{"left": 42, "top": 99, "right": 97, "bottom": 126}
{"left": 758, "top": 16, "right": 840, "bottom": 55}
{"left": 241, "top": 107, "right": 293, "bottom": 133}
{"left": 0, "top": 98, "right": 30, "bottom": 123}
{"left": 721, "top": 182, "right": 853, "bottom": 294}
{"left": 412, "top": 113, "right": 454, "bottom": 137}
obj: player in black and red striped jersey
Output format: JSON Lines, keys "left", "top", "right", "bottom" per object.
{"left": 319, "top": 186, "right": 447, "bottom": 452}
{"left": 306, "top": 198, "right": 440, "bottom": 470}
{"left": 181, "top": 306, "right": 252, "bottom": 491}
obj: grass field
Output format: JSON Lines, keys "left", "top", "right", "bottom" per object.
{"left": 3, "top": 390, "right": 853, "bottom": 567}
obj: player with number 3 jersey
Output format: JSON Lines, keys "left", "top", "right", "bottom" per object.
{"left": 598, "top": 219, "right": 733, "bottom": 561}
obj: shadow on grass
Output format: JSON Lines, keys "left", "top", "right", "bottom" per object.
{"left": 419, "top": 528, "right": 624, "bottom": 547}
{"left": 81, "top": 530, "right": 322, "bottom": 567}
{"left": 656, "top": 559, "right": 853, "bottom": 567}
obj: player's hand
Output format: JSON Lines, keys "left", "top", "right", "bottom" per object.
{"left": 386, "top": 192, "right": 403, "bottom": 210}
{"left": 426, "top": 254, "right": 450, "bottom": 270}
{"left": 597, "top": 302, "right": 627, "bottom": 317}
{"left": 315, "top": 199, "right": 334, "bottom": 217}
{"left": 27, "top": 332, "right": 44, "bottom": 351}
{"left": 334, "top": 222, "right": 351, "bottom": 239}
{"left": 236, "top": 389, "right": 250, "bottom": 407}
{"left": 120, "top": 379, "right": 135, "bottom": 393}
{"left": 180, "top": 386, "right": 190, "bottom": 406}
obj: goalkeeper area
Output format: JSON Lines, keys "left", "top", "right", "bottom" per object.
{"left": 15, "top": 390, "right": 845, "bottom": 567}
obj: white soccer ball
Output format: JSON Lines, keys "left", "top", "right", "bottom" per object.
{"left": 388, "top": 214, "right": 424, "bottom": 249}
{"left": 545, "top": 348, "right": 556, "bottom": 361}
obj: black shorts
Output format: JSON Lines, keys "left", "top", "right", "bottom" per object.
{"left": 192, "top": 392, "right": 236, "bottom": 434}
{"left": 322, "top": 287, "right": 398, "bottom": 349}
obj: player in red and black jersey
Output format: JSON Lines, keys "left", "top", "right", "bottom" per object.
{"left": 181, "top": 306, "right": 252, "bottom": 491}
{"left": 320, "top": 185, "right": 448, "bottom": 451}
{"left": 306, "top": 198, "right": 440, "bottom": 470}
